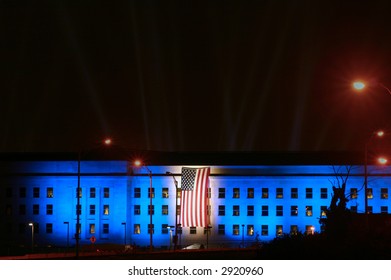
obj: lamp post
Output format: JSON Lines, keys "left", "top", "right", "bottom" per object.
{"left": 121, "top": 222, "right": 127, "bottom": 245}
{"left": 64, "top": 222, "right": 69, "bottom": 252}
{"left": 28, "top": 222, "right": 34, "bottom": 253}
{"left": 241, "top": 224, "right": 245, "bottom": 248}
{"left": 204, "top": 225, "right": 212, "bottom": 249}
{"left": 166, "top": 171, "right": 179, "bottom": 250}
{"left": 134, "top": 160, "right": 153, "bottom": 251}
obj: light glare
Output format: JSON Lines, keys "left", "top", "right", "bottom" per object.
{"left": 353, "top": 81, "right": 365, "bottom": 90}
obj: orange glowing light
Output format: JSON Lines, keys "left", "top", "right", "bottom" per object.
{"left": 134, "top": 160, "right": 142, "bottom": 167}
{"left": 104, "top": 138, "right": 112, "bottom": 145}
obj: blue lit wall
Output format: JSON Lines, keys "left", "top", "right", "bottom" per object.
{"left": 1, "top": 160, "right": 391, "bottom": 252}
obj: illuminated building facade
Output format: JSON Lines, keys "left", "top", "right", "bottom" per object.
{"left": 0, "top": 152, "right": 390, "bottom": 254}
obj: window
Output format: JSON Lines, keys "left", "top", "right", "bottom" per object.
{"left": 148, "top": 188, "right": 155, "bottom": 198}
{"left": 20, "top": 187, "right": 26, "bottom": 198}
{"left": 321, "top": 206, "right": 327, "bottom": 217}
{"left": 320, "top": 188, "right": 327, "bottom": 199}
{"left": 33, "top": 187, "right": 40, "bottom": 198}
{"left": 306, "top": 225, "right": 315, "bottom": 235}
{"left": 350, "top": 188, "right": 358, "bottom": 199}
{"left": 306, "top": 188, "right": 312, "bottom": 199}
{"left": 276, "top": 205, "right": 283, "bottom": 216}
{"left": 148, "top": 205, "right": 154, "bottom": 215}
{"left": 291, "top": 206, "right": 298, "bottom": 216}
{"left": 261, "top": 225, "right": 268, "bottom": 236}
{"left": 381, "top": 188, "right": 388, "bottom": 199}
{"left": 247, "top": 225, "right": 254, "bottom": 236}
{"left": 33, "top": 204, "right": 39, "bottom": 215}
{"left": 103, "top": 223, "right": 109, "bottom": 234}
{"left": 218, "top": 188, "right": 225, "bottom": 198}
{"left": 134, "top": 188, "right": 141, "bottom": 198}
{"left": 89, "top": 205, "right": 96, "bottom": 215}
{"left": 367, "top": 188, "right": 373, "bottom": 199}
{"left": 291, "top": 188, "right": 298, "bottom": 199}
{"left": 90, "top": 188, "right": 96, "bottom": 198}
{"left": 247, "top": 188, "right": 254, "bottom": 198}
{"left": 162, "top": 188, "right": 169, "bottom": 198}
{"left": 176, "top": 205, "right": 180, "bottom": 216}
{"left": 262, "top": 188, "right": 269, "bottom": 199}
{"left": 162, "top": 224, "right": 169, "bottom": 234}
{"left": 207, "top": 205, "right": 211, "bottom": 216}
{"left": 367, "top": 206, "right": 373, "bottom": 214}
{"left": 262, "top": 205, "right": 268, "bottom": 216}
{"left": 190, "top": 227, "right": 197, "bottom": 234}
{"left": 233, "top": 205, "right": 240, "bottom": 216}
{"left": 218, "top": 205, "right": 225, "bottom": 216}
{"left": 103, "top": 187, "right": 110, "bottom": 198}
{"left": 381, "top": 206, "right": 388, "bottom": 214}
{"left": 134, "top": 205, "right": 140, "bottom": 215}
{"left": 47, "top": 187, "right": 53, "bottom": 198}
{"left": 351, "top": 206, "right": 357, "bottom": 213}
{"left": 19, "top": 205, "right": 26, "bottom": 215}
{"left": 134, "top": 224, "right": 140, "bottom": 234}
{"left": 233, "top": 224, "right": 239, "bottom": 235}
{"left": 247, "top": 205, "right": 254, "bottom": 216}
{"left": 276, "top": 188, "right": 283, "bottom": 199}
{"left": 76, "top": 205, "right": 81, "bottom": 215}
{"left": 103, "top": 205, "right": 109, "bottom": 215}
{"left": 46, "top": 223, "right": 53, "bottom": 234}
{"left": 177, "top": 188, "right": 181, "bottom": 199}
{"left": 276, "top": 225, "right": 283, "bottom": 237}
{"left": 208, "top": 188, "right": 211, "bottom": 198}
{"left": 290, "top": 225, "right": 298, "bottom": 235}
{"left": 46, "top": 204, "right": 53, "bottom": 215}
{"left": 76, "top": 187, "right": 82, "bottom": 198}
{"left": 233, "top": 188, "right": 240, "bottom": 198}
{"left": 162, "top": 205, "right": 169, "bottom": 215}
{"left": 218, "top": 224, "right": 225, "bottom": 235}
{"left": 89, "top": 224, "right": 95, "bottom": 234}
{"left": 306, "top": 206, "right": 313, "bottom": 217}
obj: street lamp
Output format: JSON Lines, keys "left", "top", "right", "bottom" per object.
{"left": 121, "top": 222, "right": 127, "bottom": 246}
{"left": 204, "top": 225, "right": 212, "bottom": 249}
{"left": 28, "top": 222, "right": 34, "bottom": 253}
{"left": 134, "top": 159, "right": 153, "bottom": 251}
{"left": 353, "top": 80, "right": 391, "bottom": 95}
{"left": 167, "top": 225, "right": 175, "bottom": 250}
{"left": 64, "top": 222, "right": 69, "bottom": 252}
{"left": 166, "top": 171, "right": 179, "bottom": 250}
{"left": 76, "top": 138, "right": 112, "bottom": 258}
{"left": 241, "top": 224, "right": 245, "bottom": 248}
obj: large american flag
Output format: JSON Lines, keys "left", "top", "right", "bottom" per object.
{"left": 180, "top": 167, "right": 210, "bottom": 228}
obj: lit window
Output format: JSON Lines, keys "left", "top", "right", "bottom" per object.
{"left": 103, "top": 187, "right": 110, "bottom": 198}
{"left": 218, "top": 205, "right": 225, "bottom": 216}
{"left": 233, "top": 188, "right": 240, "bottom": 198}
{"left": 350, "top": 188, "right": 358, "bottom": 199}
{"left": 233, "top": 224, "right": 239, "bottom": 235}
{"left": 261, "top": 225, "right": 268, "bottom": 236}
{"left": 247, "top": 188, "right": 254, "bottom": 198}
{"left": 306, "top": 188, "right": 312, "bottom": 199}
{"left": 89, "top": 205, "right": 96, "bottom": 215}
{"left": 306, "top": 225, "right": 315, "bottom": 235}
{"left": 162, "top": 188, "right": 169, "bottom": 198}
{"left": 247, "top": 205, "right": 254, "bottom": 216}
{"left": 262, "top": 205, "right": 268, "bottom": 216}
{"left": 381, "top": 188, "right": 388, "bottom": 199}
{"left": 306, "top": 206, "right": 313, "bottom": 217}
{"left": 90, "top": 188, "right": 96, "bottom": 198}
{"left": 134, "top": 224, "right": 140, "bottom": 234}
{"left": 291, "top": 206, "right": 298, "bottom": 216}
{"left": 76, "top": 187, "right": 82, "bottom": 198}
{"left": 89, "top": 224, "right": 95, "bottom": 234}
{"left": 103, "top": 205, "right": 109, "bottom": 215}
{"left": 367, "top": 188, "right": 373, "bottom": 199}
{"left": 276, "top": 205, "right": 283, "bottom": 216}
{"left": 148, "top": 188, "right": 155, "bottom": 198}
{"left": 247, "top": 225, "right": 254, "bottom": 236}
{"left": 103, "top": 223, "right": 109, "bottom": 234}
{"left": 320, "top": 206, "right": 327, "bottom": 217}
{"left": 262, "top": 188, "right": 269, "bottom": 199}
{"left": 233, "top": 205, "right": 240, "bottom": 216}
{"left": 276, "top": 225, "right": 283, "bottom": 237}
{"left": 291, "top": 188, "right": 298, "bottom": 199}
{"left": 162, "top": 205, "right": 169, "bottom": 215}
{"left": 46, "top": 204, "right": 53, "bottom": 215}
{"left": 177, "top": 188, "right": 181, "bottom": 198}
{"left": 320, "top": 188, "right": 327, "bottom": 199}
{"left": 190, "top": 227, "right": 197, "bottom": 234}
{"left": 276, "top": 188, "right": 283, "bottom": 199}
{"left": 134, "top": 205, "right": 140, "bottom": 215}
{"left": 218, "top": 224, "right": 225, "bottom": 235}
{"left": 218, "top": 188, "right": 225, "bottom": 198}
{"left": 134, "top": 188, "right": 141, "bottom": 198}
{"left": 47, "top": 187, "right": 53, "bottom": 198}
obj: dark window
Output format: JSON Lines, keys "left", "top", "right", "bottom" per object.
{"left": 261, "top": 225, "right": 268, "bottom": 236}
{"left": 134, "top": 188, "right": 141, "bottom": 198}
{"left": 262, "top": 188, "right": 269, "bottom": 199}
{"left": 262, "top": 205, "right": 269, "bottom": 216}
{"left": 148, "top": 205, "right": 154, "bottom": 215}
{"left": 33, "top": 187, "right": 40, "bottom": 198}
{"left": 247, "top": 188, "right": 254, "bottom": 198}
{"left": 218, "top": 224, "right": 225, "bottom": 235}
{"left": 291, "top": 188, "right": 298, "bottom": 199}
{"left": 103, "top": 187, "right": 110, "bottom": 198}
{"left": 233, "top": 188, "right": 240, "bottom": 198}
{"left": 233, "top": 205, "right": 240, "bottom": 216}
{"left": 46, "top": 204, "right": 53, "bottom": 215}
{"left": 33, "top": 204, "right": 39, "bottom": 215}
{"left": 103, "top": 223, "right": 109, "bottom": 234}
{"left": 320, "top": 188, "right": 327, "bottom": 199}
{"left": 291, "top": 206, "right": 298, "bottom": 216}
{"left": 162, "top": 224, "right": 169, "bottom": 234}
{"left": 134, "top": 205, "right": 140, "bottom": 215}
{"left": 162, "top": 205, "right": 169, "bottom": 215}
{"left": 306, "top": 188, "right": 312, "bottom": 199}
{"left": 218, "top": 205, "right": 225, "bottom": 216}
{"left": 90, "top": 188, "right": 96, "bottom": 198}
{"left": 20, "top": 187, "right": 26, "bottom": 198}
{"left": 218, "top": 188, "right": 225, "bottom": 198}
{"left": 46, "top": 223, "right": 53, "bottom": 234}
{"left": 247, "top": 205, "right": 254, "bottom": 216}
{"left": 276, "top": 205, "right": 283, "bottom": 216}
{"left": 89, "top": 205, "right": 96, "bottom": 215}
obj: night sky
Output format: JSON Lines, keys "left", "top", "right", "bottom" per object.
{"left": 2, "top": 0, "right": 391, "bottom": 153}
